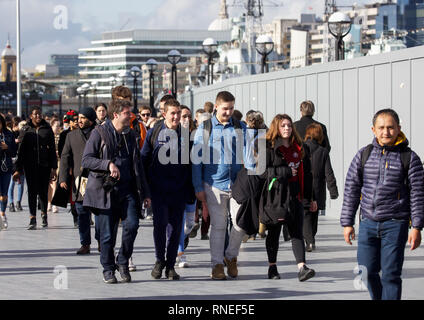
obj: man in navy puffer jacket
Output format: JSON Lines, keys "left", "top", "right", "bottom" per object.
{"left": 341, "top": 108, "right": 424, "bottom": 300}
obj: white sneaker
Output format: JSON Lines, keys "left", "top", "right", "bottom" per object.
{"left": 129, "top": 257, "right": 137, "bottom": 272}
{"left": 52, "top": 206, "right": 59, "bottom": 213}
{"left": 177, "top": 254, "right": 189, "bottom": 268}
{"left": 1, "top": 216, "right": 8, "bottom": 230}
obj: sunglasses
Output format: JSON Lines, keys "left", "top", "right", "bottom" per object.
{"left": 140, "top": 113, "right": 151, "bottom": 117}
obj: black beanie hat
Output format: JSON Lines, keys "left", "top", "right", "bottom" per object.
{"left": 79, "top": 107, "right": 97, "bottom": 123}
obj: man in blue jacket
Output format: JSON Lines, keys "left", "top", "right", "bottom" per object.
{"left": 141, "top": 98, "right": 192, "bottom": 280}
{"left": 341, "top": 108, "right": 424, "bottom": 300}
{"left": 192, "top": 91, "right": 256, "bottom": 280}
{"left": 82, "top": 99, "right": 151, "bottom": 284}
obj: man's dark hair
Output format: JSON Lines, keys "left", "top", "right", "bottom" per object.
{"left": 160, "top": 94, "right": 175, "bottom": 103}
{"left": 181, "top": 105, "right": 190, "bottom": 112}
{"left": 112, "top": 86, "right": 132, "bottom": 101}
{"left": 372, "top": 108, "right": 400, "bottom": 126}
{"left": 95, "top": 103, "right": 108, "bottom": 111}
{"left": 216, "top": 91, "right": 235, "bottom": 104}
{"left": 195, "top": 109, "right": 205, "bottom": 115}
{"left": 30, "top": 106, "right": 42, "bottom": 115}
{"left": 138, "top": 105, "right": 152, "bottom": 113}
{"left": 232, "top": 109, "right": 243, "bottom": 121}
{"left": 164, "top": 99, "right": 181, "bottom": 113}
{"left": 245, "top": 109, "right": 256, "bottom": 119}
{"left": 108, "top": 99, "right": 132, "bottom": 119}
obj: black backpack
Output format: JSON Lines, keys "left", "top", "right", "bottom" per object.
{"left": 259, "top": 150, "right": 291, "bottom": 225}
{"left": 360, "top": 144, "right": 411, "bottom": 187}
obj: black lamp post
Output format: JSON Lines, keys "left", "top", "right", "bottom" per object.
{"left": 38, "top": 91, "right": 44, "bottom": 109}
{"left": 202, "top": 38, "right": 218, "bottom": 85}
{"left": 167, "top": 50, "right": 181, "bottom": 98}
{"left": 24, "top": 92, "right": 30, "bottom": 117}
{"left": 81, "top": 83, "right": 90, "bottom": 108}
{"left": 130, "top": 66, "right": 141, "bottom": 114}
{"left": 328, "top": 12, "right": 352, "bottom": 61}
{"left": 146, "top": 59, "right": 158, "bottom": 117}
{"left": 91, "top": 81, "right": 97, "bottom": 106}
{"left": 255, "top": 35, "right": 274, "bottom": 73}
{"left": 57, "top": 89, "right": 63, "bottom": 117}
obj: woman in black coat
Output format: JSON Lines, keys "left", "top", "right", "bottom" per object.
{"left": 261, "top": 114, "right": 316, "bottom": 281}
{"left": 303, "top": 123, "right": 338, "bottom": 252}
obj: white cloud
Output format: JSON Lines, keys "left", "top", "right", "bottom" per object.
{"left": 0, "top": 0, "right": 376, "bottom": 68}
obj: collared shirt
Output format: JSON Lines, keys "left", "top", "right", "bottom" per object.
{"left": 192, "top": 115, "right": 255, "bottom": 193}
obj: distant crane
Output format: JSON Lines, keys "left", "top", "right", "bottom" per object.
{"left": 228, "top": 0, "right": 283, "bottom": 74}
{"left": 120, "top": 18, "right": 131, "bottom": 31}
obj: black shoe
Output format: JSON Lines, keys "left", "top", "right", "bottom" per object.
{"left": 103, "top": 271, "right": 117, "bottom": 284}
{"left": 306, "top": 243, "right": 313, "bottom": 252}
{"left": 268, "top": 265, "right": 281, "bottom": 279}
{"left": 184, "top": 236, "right": 189, "bottom": 250}
{"left": 189, "top": 223, "right": 199, "bottom": 238}
{"left": 97, "top": 240, "right": 101, "bottom": 253}
{"left": 165, "top": 267, "right": 180, "bottom": 280}
{"left": 201, "top": 234, "right": 209, "bottom": 240}
{"left": 16, "top": 202, "right": 23, "bottom": 211}
{"left": 41, "top": 214, "right": 48, "bottom": 228}
{"left": 117, "top": 265, "right": 131, "bottom": 283}
{"left": 9, "top": 203, "right": 15, "bottom": 212}
{"left": 298, "top": 265, "right": 315, "bottom": 282}
{"left": 27, "top": 218, "right": 36, "bottom": 230}
{"left": 76, "top": 245, "right": 90, "bottom": 255}
{"left": 151, "top": 261, "right": 166, "bottom": 279}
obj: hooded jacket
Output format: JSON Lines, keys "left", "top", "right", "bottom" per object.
{"left": 341, "top": 132, "right": 424, "bottom": 229}
{"left": 16, "top": 119, "right": 57, "bottom": 172}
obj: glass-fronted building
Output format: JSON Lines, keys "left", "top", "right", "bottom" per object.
{"left": 50, "top": 54, "right": 79, "bottom": 76}
{"left": 78, "top": 29, "right": 231, "bottom": 98}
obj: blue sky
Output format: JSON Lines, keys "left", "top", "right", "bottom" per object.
{"left": 0, "top": 0, "right": 374, "bottom": 68}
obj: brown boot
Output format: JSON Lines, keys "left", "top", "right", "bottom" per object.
{"left": 211, "top": 264, "right": 226, "bottom": 280}
{"left": 76, "top": 245, "right": 90, "bottom": 255}
{"left": 224, "top": 257, "right": 238, "bottom": 278}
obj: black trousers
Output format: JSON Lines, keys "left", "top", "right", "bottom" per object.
{"left": 303, "top": 210, "right": 319, "bottom": 246}
{"left": 265, "top": 199, "right": 306, "bottom": 264}
{"left": 25, "top": 166, "right": 51, "bottom": 217}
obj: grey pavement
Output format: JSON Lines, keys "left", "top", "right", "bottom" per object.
{"left": 0, "top": 202, "right": 423, "bottom": 300}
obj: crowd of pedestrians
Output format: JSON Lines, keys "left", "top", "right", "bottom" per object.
{"left": 0, "top": 85, "right": 423, "bottom": 301}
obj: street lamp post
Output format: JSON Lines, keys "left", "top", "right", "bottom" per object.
{"left": 81, "top": 83, "right": 90, "bottom": 108}
{"left": 91, "top": 81, "right": 97, "bottom": 106}
{"left": 255, "top": 35, "right": 274, "bottom": 73}
{"left": 202, "top": 38, "right": 218, "bottom": 85}
{"left": 167, "top": 50, "right": 181, "bottom": 98}
{"left": 328, "top": 12, "right": 352, "bottom": 61}
{"left": 146, "top": 59, "right": 158, "bottom": 117}
{"left": 24, "top": 92, "right": 30, "bottom": 118}
{"left": 130, "top": 66, "right": 141, "bottom": 114}
{"left": 57, "top": 89, "right": 63, "bottom": 117}
{"left": 38, "top": 91, "right": 44, "bottom": 109}
{"left": 77, "top": 87, "right": 83, "bottom": 111}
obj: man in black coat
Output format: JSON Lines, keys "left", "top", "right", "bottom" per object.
{"left": 294, "top": 100, "right": 331, "bottom": 152}
{"left": 14, "top": 106, "right": 57, "bottom": 230}
{"left": 59, "top": 107, "right": 98, "bottom": 255}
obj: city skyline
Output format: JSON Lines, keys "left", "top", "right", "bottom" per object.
{"left": 0, "top": 0, "right": 374, "bottom": 68}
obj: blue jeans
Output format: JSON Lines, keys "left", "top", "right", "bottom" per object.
{"left": 357, "top": 217, "right": 409, "bottom": 300}
{"left": 8, "top": 174, "right": 25, "bottom": 204}
{"left": 153, "top": 197, "right": 185, "bottom": 268}
{"left": 75, "top": 202, "right": 99, "bottom": 246}
{"left": 97, "top": 192, "right": 140, "bottom": 273}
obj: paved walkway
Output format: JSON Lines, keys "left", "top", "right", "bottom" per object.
{"left": 0, "top": 203, "right": 423, "bottom": 300}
